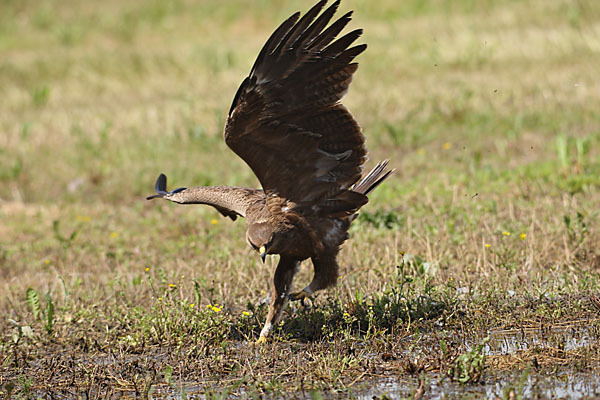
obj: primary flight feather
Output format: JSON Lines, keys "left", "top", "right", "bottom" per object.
{"left": 147, "top": 0, "right": 393, "bottom": 342}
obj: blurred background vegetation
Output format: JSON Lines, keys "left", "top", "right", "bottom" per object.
{"left": 1, "top": 0, "right": 598, "bottom": 205}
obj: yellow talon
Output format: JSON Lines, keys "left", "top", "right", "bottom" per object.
{"left": 289, "top": 290, "right": 312, "bottom": 307}
{"left": 255, "top": 336, "right": 268, "bottom": 345}
{"left": 289, "top": 290, "right": 309, "bottom": 301}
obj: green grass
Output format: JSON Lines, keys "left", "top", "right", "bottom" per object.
{"left": 1, "top": 0, "right": 600, "bottom": 397}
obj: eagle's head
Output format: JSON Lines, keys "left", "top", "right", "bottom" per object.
{"left": 246, "top": 223, "right": 275, "bottom": 263}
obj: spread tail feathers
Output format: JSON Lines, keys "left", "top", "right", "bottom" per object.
{"left": 351, "top": 160, "right": 394, "bottom": 196}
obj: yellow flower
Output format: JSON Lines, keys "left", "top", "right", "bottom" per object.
{"left": 485, "top": 243, "right": 491, "bottom": 248}
{"left": 189, "top": 303, "right": 195, "bottom": 308}
{"left": 211, "top": 219, "right": 219, "bottom": 225}
{"left": 211, "top": 306, "right": 221, "bottom": 313}
{"left": 158, "top": 297, "right": 163, "bottom": 301}
{"left": 442, "top": 142, "right": 451, "bottom": 150}
{"left": 520, "top": 233, "right": 527, "bottom": 240}
{"left": 242, "top": 311, "right": 251, "bottom": 316}
{"left": 169, "top": 284, "right": 177, "bottom": 288}
{"left": 145, "top": 267, "right": 150, "bottom": 272}
{"left": 343, "top": 312, "right": 350, "bottom": 317}
{"left": 110, "top": 232, "right": 119, "bottom": 239}
{"left": 44, "top": 259, "right": 51, "bottom": 265}
{"left": 502, "top": 231, "right": 511, "bottom": 236}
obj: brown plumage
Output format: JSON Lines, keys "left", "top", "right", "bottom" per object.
{"left": 147, "top": 0, "right": 393, "bottom": 342}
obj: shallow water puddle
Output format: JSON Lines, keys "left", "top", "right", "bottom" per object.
{"left": 142, "top": 370, "right": 600, "bottom": 399}
{"left": 358, "top": 371, "right": 600, "bottom": 399}
{"left": 484, "top": 321, "right": 596, "bottom": 355}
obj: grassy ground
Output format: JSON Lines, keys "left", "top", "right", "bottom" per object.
{"left": 1, "top": 0, "right": 600, "bottom": 398}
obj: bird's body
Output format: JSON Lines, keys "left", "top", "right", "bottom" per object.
{"left": 148, "top": 0, "right": 393, "bottom": 341}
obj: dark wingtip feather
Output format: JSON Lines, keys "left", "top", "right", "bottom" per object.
{"left": 155, "top": 173, "right": 167, "bottom": 193}
{"left": 308, "top": 9, "right": 353, "bottom": 51}
{"left": 248, "top": 12, "right": 301, "bottom": 78}
{"left": 274, "top": 0, "right": 328, "bottom": 55}
{"left": 292, "top": 0, "right": 340, "bottom": 50}
{"left": 146, "top": 174, "right": 187, "bottom": 200}
{"left": 146, "top": 173, "right": 168, "bottom": 200}
{"left": 322, "top": 29, "right": 364, "bottom": 58}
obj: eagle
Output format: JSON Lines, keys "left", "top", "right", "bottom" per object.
{"left": 147, "top": 0, "right": 393, "bottom": 343}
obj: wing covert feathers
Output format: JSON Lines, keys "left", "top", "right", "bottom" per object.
{"left": 225, "top": 0, "right": 369, "bottom": 210}
{"left": 312, "top": 160, "right": 394, "bottom": 217}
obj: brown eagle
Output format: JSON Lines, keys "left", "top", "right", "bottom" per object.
{"left": 147, "top": 0, "right": 392, "bottom": 343}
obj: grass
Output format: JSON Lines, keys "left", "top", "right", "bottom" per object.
{"left": 1, "top": 0, "right": 600, "bottom": 397}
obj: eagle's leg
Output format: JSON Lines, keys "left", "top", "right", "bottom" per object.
{"left": 289, "top": 253, "right": 338, "bottom": 303}
{"left": 257, "top": 256, "right": 300, "bottom": 343}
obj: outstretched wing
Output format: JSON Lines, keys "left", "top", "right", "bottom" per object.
{"left": 146, "top": 174, "right": 264, "bottom": 221}
{"left": 224, "top": 0, "right": 368, "bottom": 211}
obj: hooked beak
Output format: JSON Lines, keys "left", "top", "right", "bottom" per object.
{"left": 259, "top": 246, "right": 266, "bottom": 263}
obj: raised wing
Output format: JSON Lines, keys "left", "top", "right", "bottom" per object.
{"left": 224, "top": 0, "right": 368, "bottom": 212}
